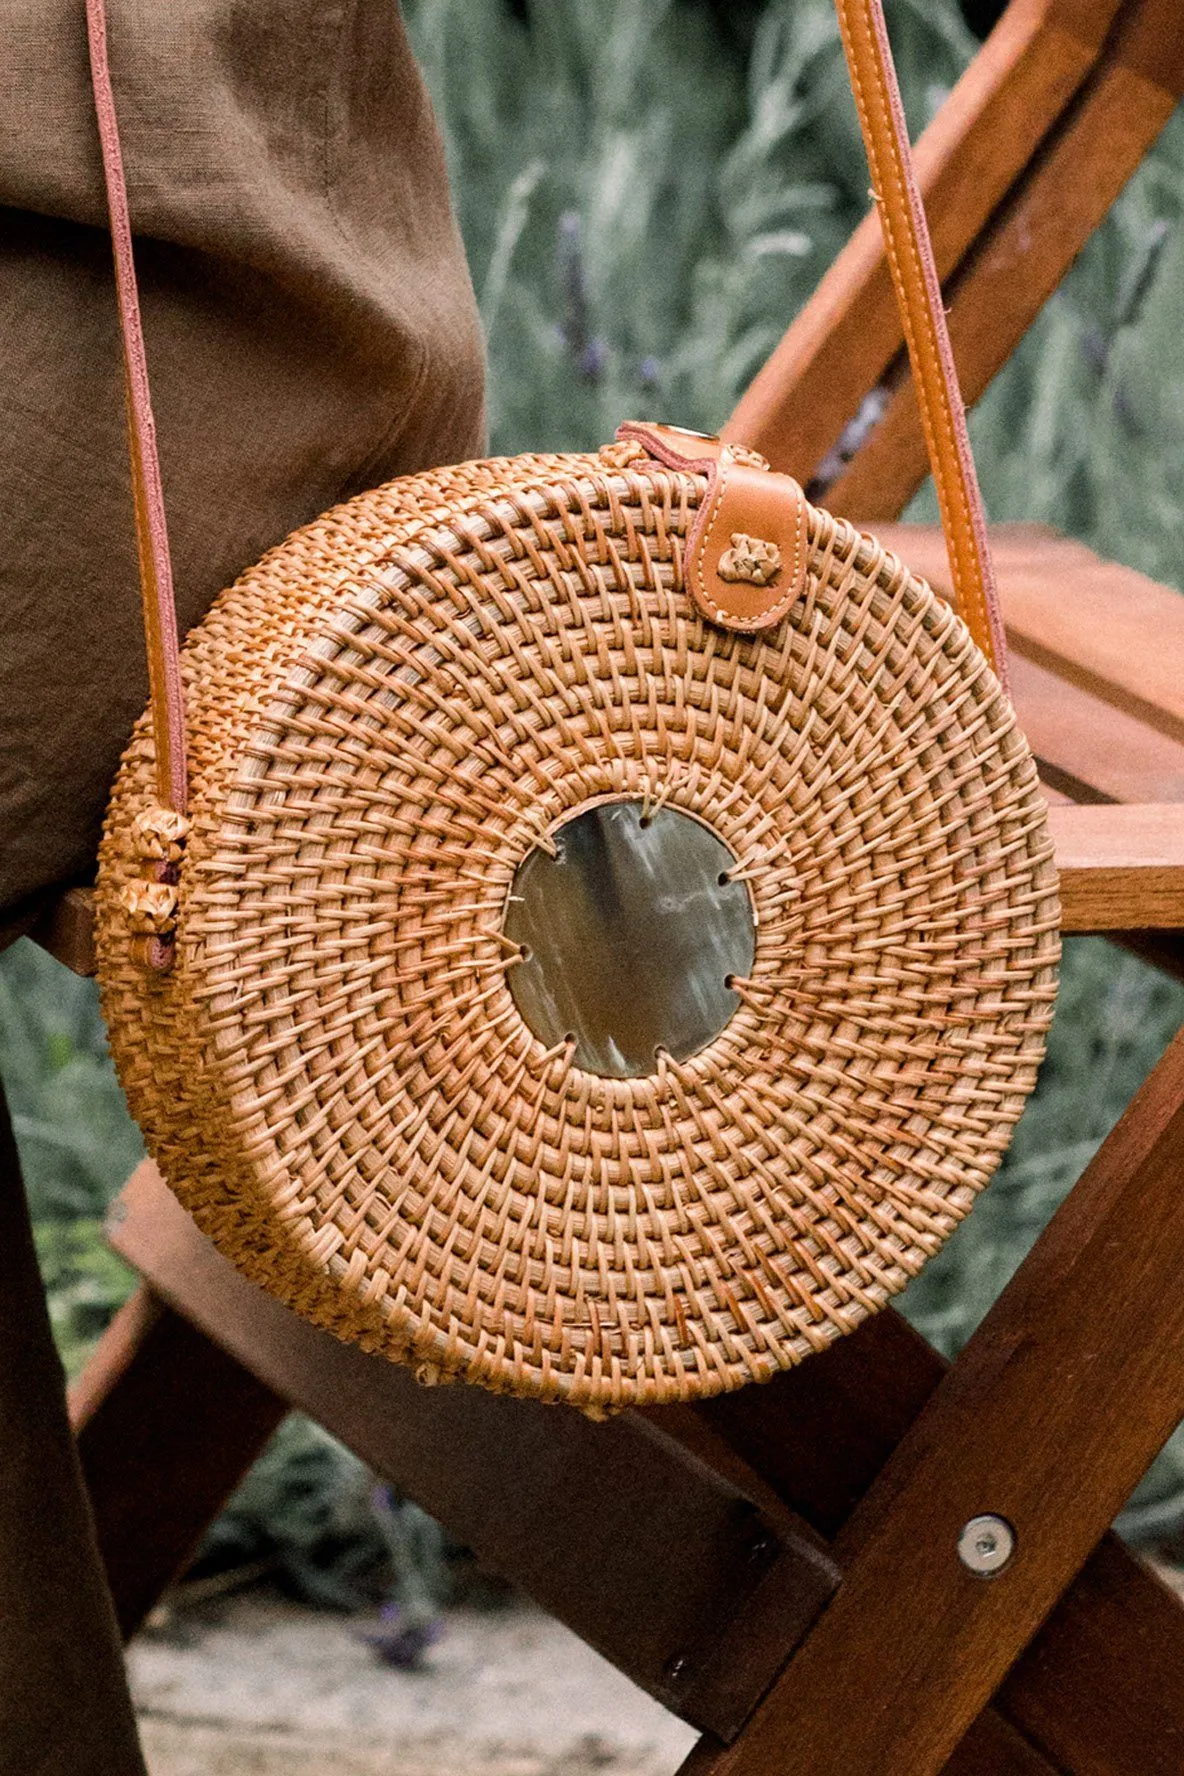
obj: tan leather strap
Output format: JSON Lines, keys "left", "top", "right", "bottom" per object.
{"left": 88, "top": 0, "right": 187, "bottom": 972}
{"left": 86, "top": 0, "right": 188, "bottom": 815}
{"left": 833, "top": 0, "right": 1007, "bottom": 683}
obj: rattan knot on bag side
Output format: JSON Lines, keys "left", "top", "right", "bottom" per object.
{"left": 96, "top": 446, "right": 1060, "bottom": 1411}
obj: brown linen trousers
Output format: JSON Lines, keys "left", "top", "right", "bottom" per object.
{"left": 0, "top": 3, "right": 485, "bottom": 1771}
{"left": 0, "top": 0, "right": 486, "bottom": 939}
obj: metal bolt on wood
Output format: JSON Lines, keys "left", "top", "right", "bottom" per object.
{"left": 958, "top": 1515, "right": 1015, "bottom": 1576}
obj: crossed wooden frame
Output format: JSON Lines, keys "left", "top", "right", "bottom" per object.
{"left": 11, "top": 1, "right": 1184, "bottom": 1768}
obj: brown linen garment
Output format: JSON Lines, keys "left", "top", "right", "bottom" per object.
{"left": 0, "top": 0, "right": 487, "bottom": 939}
{"left": 0, "top": 5, "right": 484, "bottom": 1772}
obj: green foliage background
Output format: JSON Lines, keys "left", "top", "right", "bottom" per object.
{"left": 2, "top": 0, "right": 1183, "bottom": 1569}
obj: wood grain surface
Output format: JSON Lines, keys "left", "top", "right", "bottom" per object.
{"left": 682, "top": 1025, "right": 1184, "bottom": 1775}
{"left": 726, "top": 0, "right": 1125, "bottom": 480}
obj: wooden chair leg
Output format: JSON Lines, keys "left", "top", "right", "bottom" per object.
{"left": 70, "top": 1284, "right": 286, "bottom": 1640}
{"left": 0, "top": 1075, "right": 147, "bottom": 1776}
{"left": 93, "top": 1080, "right": 1184, "bottom": 1773}
{"left": 681, "top": 1022, "right": 1184, "bottom": 1776}
{"left": 700, "top": 1307, "right": 1184, "bottom": 1775}
{"left": 91, "top": 1162, "right": 840, "bottom": 1742}
{"left": 939, "top": 1714, "right": 1063, "bottom": 1776}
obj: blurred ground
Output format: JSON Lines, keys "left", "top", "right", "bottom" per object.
{"left": 131, "top": 1593, "right": 697, "bottom": 1776}
{"left": 133, "top": 1568, "right": 1184, "bottom": 1774}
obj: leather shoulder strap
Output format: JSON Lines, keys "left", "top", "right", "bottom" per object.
{"left": 86, "top": 0, "right": 188, "bottom": 814}
{"left": 832, "top": 0, "right": 1007, "bottom": 682}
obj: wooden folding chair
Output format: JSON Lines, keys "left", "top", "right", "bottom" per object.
{"left": 10, "top": 0, "right": 1184, "bottom": 1768}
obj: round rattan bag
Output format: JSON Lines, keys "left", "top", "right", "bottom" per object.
{"left": 96, "top": 432, "right": 1060, "bottom": 1411}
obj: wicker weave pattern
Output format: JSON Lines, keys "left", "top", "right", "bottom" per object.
{"left": 97, "top": 452, "right": 1059, "bottom": 1410}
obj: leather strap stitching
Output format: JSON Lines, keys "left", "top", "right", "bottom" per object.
{"left": 834, "top": 0, "right": 1007, "bottom": 687}
{"left": 689, "top": 453, "right": 807, "bottom": 632}
{"left": 85, "top": 0, "right": 188, "bottom": 814}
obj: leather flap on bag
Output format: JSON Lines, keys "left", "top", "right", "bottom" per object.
{"left": 614, "top": 422, "right": 808, "bottom": 634}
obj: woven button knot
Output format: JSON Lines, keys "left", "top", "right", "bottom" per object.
{"left": 717, "top": 534, "right": 782, "bottom": 587}
{"left": 726, "top": 444, "right": 771, "bottom": 472}
{"left": 118, "top": 878, "right": 179, "bottom": 935}
{"left": 132, "top": 805, "right": 190, "bottom": 864}
{"left": 598, "top": 438, "right": 649, "bottom": 470}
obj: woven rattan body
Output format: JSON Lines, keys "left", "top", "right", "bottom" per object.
{"left": 96, "top": 451, "right": 1059, "bottom": 1410}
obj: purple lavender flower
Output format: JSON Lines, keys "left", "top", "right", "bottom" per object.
{"left": 356, "top": 1601, "right": 442, "bottom": 1670}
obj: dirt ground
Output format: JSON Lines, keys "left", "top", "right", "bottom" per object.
{"left": 130, "top": 1593, "right": 697, "bottom": 1776}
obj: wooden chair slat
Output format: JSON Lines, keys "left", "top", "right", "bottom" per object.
{"left": 1051, "top": 802, "right": 1184, "bottom": 930}
{"left": 878, "top": 522, "right": 1184, "bottom": 758}
{"left": 31, "top": 885, "right": 97, "bottom": 978}
{"left": 725, "top": 0, "right": 1124, "bottom": 481}
{"left": 681, "top": 1025, "right": 1184, "bottom": 1776}
{"left": 903, "top": 525, "right": 1184, "bottom": 737}
{"left": 1012, "top": 653, "right": 1184, "bottom": 807}
{"left": 1006, "top": 558, "right": 1184, "bottom": 748}
{"left": 822, "top": 0, "right": 1184, "bottom": 520}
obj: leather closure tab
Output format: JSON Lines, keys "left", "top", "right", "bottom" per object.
{"left": 614, "top": 422, "right": 808, "bottom": 634}
{"left": 687, "top": 456, "right": 807, "bottom": 633}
